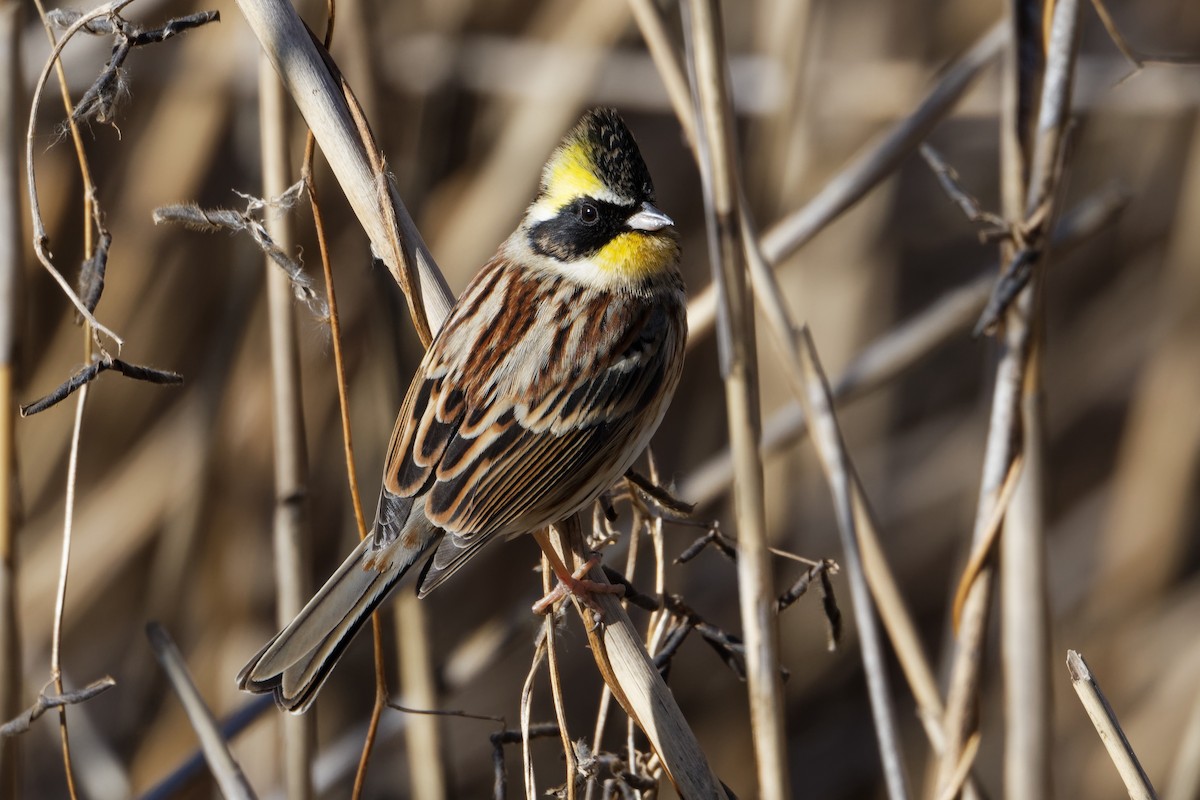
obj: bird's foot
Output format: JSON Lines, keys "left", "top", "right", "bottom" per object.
{"left": 532, "top": 553, "right": 624, "bottom": 622}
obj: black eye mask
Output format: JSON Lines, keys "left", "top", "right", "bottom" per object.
{"left": 529, "top": 197, "right": 634, "bottom": 262}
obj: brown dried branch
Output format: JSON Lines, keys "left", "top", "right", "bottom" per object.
{"left": 0, "top": 677, "right": 115, "bottom": 738}
{"left": 44, "top": 10, "right": 220, "bottom": 128}
{"left": 20, "top": 357, "right": 182, "bottom": 417}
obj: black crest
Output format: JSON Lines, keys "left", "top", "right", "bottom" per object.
{"left": 566, "top": 108, "right": 656, "bottom": 204}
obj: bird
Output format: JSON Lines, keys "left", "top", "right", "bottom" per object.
{"left": 237, "top": 108, "right": 687, "bottom": 713}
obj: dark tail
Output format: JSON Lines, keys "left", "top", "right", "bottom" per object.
{"left": 238, "top": 514, "right": 438, "bottom": 714}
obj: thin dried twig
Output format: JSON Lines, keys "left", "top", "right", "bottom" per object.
{"left": 491, "top": 722, "right": 560, "bottom": 800}
{"left": 920, "top": 144, "right": 1010, "bottom": 234}
{"left": 50, "top": 373, "right": 89, "bottom": 800}
{"left": 45, "top": 9, "right": 219, "bottom": 128}
{"left": 0, "top": 678, "right": 115, "bottom": 738}
{"left": 541, "top": 557, "right": 577, "bottom": 800}
{"left": 1066, "top": 651, "right": 1157, "bottom": 800}
{"left": 25, "top": 0, "right": 145, "bottom": 354}
{"left": 20, "top": 357, "right": 182, "bottom": 417}
{"left": 520, "top": 630, "right": 548, "bottom": 800}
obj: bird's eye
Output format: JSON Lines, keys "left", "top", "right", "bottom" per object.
{"left": 578, "top": 202, "right": 599, "bottom": 225}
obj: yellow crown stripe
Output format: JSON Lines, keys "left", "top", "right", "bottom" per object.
{"left": 541, "top": 142, "right": 608, "bottom": 210}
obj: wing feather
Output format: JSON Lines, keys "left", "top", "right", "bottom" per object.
{"left": 379, "top": 258, "right": 685, "bottom": 589}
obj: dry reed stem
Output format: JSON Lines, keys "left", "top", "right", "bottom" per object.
{"left": 638, "top": 0, "right": 979, "bottom": 786}
{"left": 1000, "top": 363, "right": 1051, "bottom": 800}
{"left": 146, "top": 623, "right": 257, "bottom": 800}
{"left": 1066, "top": 650, "right": 1158, "bottom": 800}
{"left": 683, "top": 1, "right": 788, "bottom": 796}
{"left": 234, "top": 0, "right": 452, "bottom": 344}
{"left": 0, "top": 4, "right": 21, "bottom": 796}
{"left": 394, "top": 593, "right": 447, "bottom": 800}
{"left": 638, "top": 1, "right": 984, "bottom": 782}
{"left": 259, "top": 53, "right": 314, "bottom": 800}
{"left": 938, "top": 1, "right": 1082, "bottom": 795}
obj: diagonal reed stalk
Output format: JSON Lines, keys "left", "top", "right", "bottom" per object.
{"left": 147, "top": 623, "right": 257, "bottom": 800}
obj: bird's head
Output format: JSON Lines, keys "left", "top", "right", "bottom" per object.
{"left": 515, "top": 108, "right": 680, "bottom": 289}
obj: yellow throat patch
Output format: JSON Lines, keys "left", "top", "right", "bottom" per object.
{"left": 533, "top": 139, "right": 678, "bottom": 283}
{"left": 591, "top": 231, "right": 678, "bottom": 282}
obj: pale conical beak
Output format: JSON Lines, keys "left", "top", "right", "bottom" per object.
{"left": 625, "top": 201, "right": 674, "bottom": 232}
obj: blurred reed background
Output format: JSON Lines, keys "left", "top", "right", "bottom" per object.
{"left": 4, "top": 0, "right": 1200, "bottom": 798}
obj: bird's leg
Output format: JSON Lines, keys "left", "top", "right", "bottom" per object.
{"left": 531, "top": 528, "right": 624, "bottom": 619}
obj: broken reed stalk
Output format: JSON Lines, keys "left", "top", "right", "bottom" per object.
{"left": 938, "top": 1, "right": 1082, "bottom": 796}
{"left": 235, "top": 0, "right": 722, "bottom": 790}
{"left": 0, "top": 3, "right": 21, "bottom": 796}
{"left": 681, "top": 1, "right": 789, "bottom": 797}
{"left": 1066, "top": 651, "right": 1157, "bottom": 800}
{"left": 146, "top": 623, "right": 257, "bottom": 800}
{"left": 258, "top": 55, "right": 314, "bottom": 800}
